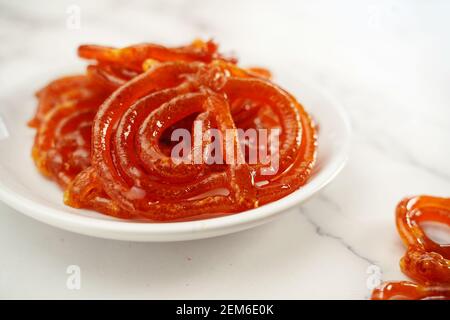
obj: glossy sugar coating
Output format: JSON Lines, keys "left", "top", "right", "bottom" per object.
{"left": 372, "top": 196, "right": 450, "bottom": 300}
{"left": 31, "top": 40, "right": 317, "bottom": 221}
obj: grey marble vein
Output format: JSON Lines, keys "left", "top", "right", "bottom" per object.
{"left": 299, "top": 208, "right": 377, "bottom": 266}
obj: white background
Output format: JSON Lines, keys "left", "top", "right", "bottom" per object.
{"left": 0, "top": 0, "right": 449, "bottom": 299}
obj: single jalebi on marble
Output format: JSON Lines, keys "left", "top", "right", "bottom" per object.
{"left": 30, "top": 40, "right": 317, "bottom": 221}
{"left": 371, "top": 196, "right": 450, "bottom": 300}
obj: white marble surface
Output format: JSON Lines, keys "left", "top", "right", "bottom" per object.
{"left": 0, "top": 0, "right": 449, "bottom": 299}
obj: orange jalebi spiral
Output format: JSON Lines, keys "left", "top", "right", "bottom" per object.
{"left": 30, "top": 40, "right": 316, "bottom": 221}
{"left": 371, "top": 196, "right": 450, "bottom": 300}
{"left": 31, "top": 75, "right": 111, "bottom": 188}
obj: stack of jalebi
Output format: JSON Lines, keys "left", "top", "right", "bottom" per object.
{"left": 30, "top": 40, "right": 316, "bottom": 221}
{"left": 372, "top": 196, "right": 450, "bottom": 300}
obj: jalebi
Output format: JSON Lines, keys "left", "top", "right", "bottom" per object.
{"left": 372, "top": 196, "right": 450, "bottom": 300}
{"left": 30, "top": 40, "right": 317, "bottom": 221}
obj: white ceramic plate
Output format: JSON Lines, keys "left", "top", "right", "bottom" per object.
{"left": 0, "top": 70, "right": 350, "bottom": 242}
